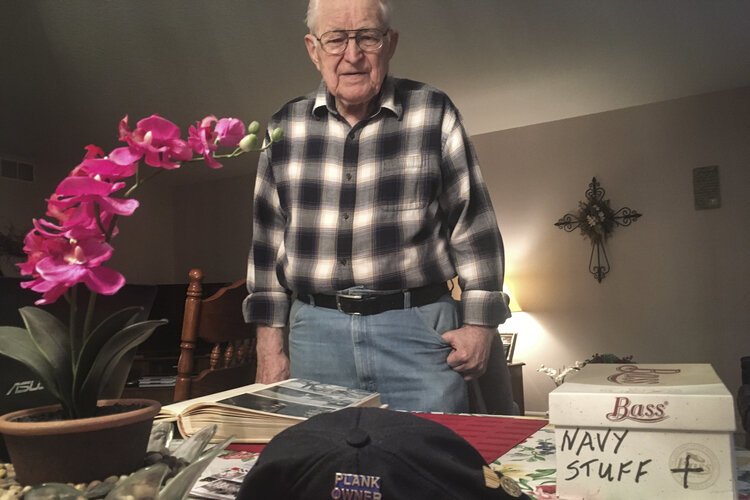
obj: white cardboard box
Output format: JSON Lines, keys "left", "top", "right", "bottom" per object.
{"left": 549, "top": 363, "right": 737, "bottom": 499}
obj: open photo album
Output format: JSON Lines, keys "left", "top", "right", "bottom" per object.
{"left": 158, "top": 378, "right": 382, "bottom": 443}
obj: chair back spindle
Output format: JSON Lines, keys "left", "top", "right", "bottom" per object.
{"left": 174, "top": 268, "right": 256, "bottom": 402}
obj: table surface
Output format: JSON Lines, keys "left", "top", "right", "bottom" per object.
{"left": 2, "top": 412, "right": 747, "bottom": 500}
{"left": 492, "top": 423, "right": 750, "bottom": 499}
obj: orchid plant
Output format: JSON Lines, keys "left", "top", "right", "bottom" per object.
{"left": 0, "top": 114, "right": 282, "bottom": 420}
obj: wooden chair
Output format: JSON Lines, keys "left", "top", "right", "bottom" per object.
{"left": 173, "top": 269, "right": 257, "bottom": 402}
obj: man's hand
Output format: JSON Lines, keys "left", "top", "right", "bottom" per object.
{"left": 255, "top": 325, "right": 290, "bottom": 384}
{"left": 441, "top": 324, "right": 495, "bottom": 381}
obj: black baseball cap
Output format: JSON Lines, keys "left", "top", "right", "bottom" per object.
{"left": 237, "top": 407, "right": 530, "bottom": 499}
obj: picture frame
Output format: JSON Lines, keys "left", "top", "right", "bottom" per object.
{"left": 499, "top": 333, "right": 517, "bottom": 363}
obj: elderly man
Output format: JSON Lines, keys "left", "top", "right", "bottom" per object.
{"left": 243, "top": 0, "right": 512, "bottom": 412}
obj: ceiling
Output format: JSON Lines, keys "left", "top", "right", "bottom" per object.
{"left": 2, "top": 1, "right": 750, "bottom": 183}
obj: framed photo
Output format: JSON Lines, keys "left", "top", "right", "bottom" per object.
{"left": 499, "top": 333, "right": 517, "bottom": 363}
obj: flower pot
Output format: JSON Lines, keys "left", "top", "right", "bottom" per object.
{"left": 0, "top": 398, "right": 160, "bottom": 486}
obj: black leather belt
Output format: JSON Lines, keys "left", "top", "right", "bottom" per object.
{"left": 298, "top": 283, "right": 449, "bottom": 316}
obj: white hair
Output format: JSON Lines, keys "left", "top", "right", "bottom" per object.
{"left": 305, "top": 0, "right": 392, "bottom": 34}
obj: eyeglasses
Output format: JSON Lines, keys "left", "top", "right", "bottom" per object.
{"left": 314, "top": 28, "right": 389, "bottom": 55}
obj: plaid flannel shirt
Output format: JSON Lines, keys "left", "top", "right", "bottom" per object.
{"left": 244, "top": 76, "right": 509, "bottom": 328}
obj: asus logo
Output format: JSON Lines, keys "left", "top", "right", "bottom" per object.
{"left": 606, "top": 396, "right": 669, "bottom": 423}
{"left": 5, "top": 380, "right": 45, "bottom": 396}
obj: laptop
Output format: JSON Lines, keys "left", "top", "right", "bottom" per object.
{"left": 0, "top": 356, "right": 57, "bottom": 461}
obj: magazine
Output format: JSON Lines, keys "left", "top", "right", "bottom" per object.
{"left": 189, "top": 449, "right": 259, "bottom": 500}
{"left": 158, "top": 378, "right": 382, "bottom": 443}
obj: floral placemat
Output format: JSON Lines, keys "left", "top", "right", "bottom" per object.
{"left": 490, "top": 425, "right": 750, "bottom": 499}
{"left": 491, "top": 425, "right": 557, "bottom": 499}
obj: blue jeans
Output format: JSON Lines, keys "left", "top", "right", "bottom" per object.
{"left": 288, "top": 294, "right": 468, "bottom": 412}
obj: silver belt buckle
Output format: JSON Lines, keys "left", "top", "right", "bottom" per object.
{"left": 336, "top": 292, "right": 363, "bottom": 315}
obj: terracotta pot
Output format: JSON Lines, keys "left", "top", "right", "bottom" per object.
{"left": 0, "top": 398, "right": 160, "bottom": 486}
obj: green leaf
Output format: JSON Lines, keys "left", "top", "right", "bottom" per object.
{"left": 528, "top": 469, "right": 557, "bottom": 479}
{"left": 158, "top": 435, "right": 233, "bottom": 500}
{"left": 0, "top": 326, "right": 66, "bottom": 406}
{"left": 98, "top": 347, "right": 137, "bottom": 399}
{"left": 18, "top": 306, "right": 73, "bottom": 398}
{"left": 75, "top": 319, "right": 167, "bottom": 416}
{"left": 73, "top": 307, "right": 144, "bottom": 395}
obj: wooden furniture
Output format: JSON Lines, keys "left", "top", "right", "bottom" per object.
{"left": 508, "top": 362, "right": 526, "bottom": 415}
{"left": 173, "top": 269, "right": 257, "bottom": 402}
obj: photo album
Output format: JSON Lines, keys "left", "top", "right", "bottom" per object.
{"left": 158, "top": 378, "right": 382, "bottom": 443}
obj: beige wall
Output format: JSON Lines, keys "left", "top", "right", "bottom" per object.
{"left": 103, "top": 173, "right": 255, "bottom": 285}
{"left": 473, "top": 86, "right": 750, "bottom": 414}
{"left": 106, "top": 183, "right": 177, "bottom": 285}
{"left": 171, "top": 175, "right": 255, "bottom": 284}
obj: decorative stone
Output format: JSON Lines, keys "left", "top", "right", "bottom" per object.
{"left": 83, "top": 481, "right": 115, "bottom": 499}
{"left": 4, "top": 423, "right": 226, "bottom": 499}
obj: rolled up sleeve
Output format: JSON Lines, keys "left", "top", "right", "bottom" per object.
{"left": 243, "top": 140, "right": 291, "bottom": 327}
{"left": 439, "top": 103, "right": 510, "bottom": 327}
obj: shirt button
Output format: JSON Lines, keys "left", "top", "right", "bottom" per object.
{"left": 346, "top": 173, "right": 352, "bottom": 181}
{"left": 348, "top": 132, "right": 356, "bottom": 140}
{"left": 343, "top": 213, "right": 350, "bottom": 220}
{"left": 340, "top": 259, "right": 348, "bottom": 266}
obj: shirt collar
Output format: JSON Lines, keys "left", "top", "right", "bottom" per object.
{"left": 311, "top": 75, "right": 402, "bottom": 120}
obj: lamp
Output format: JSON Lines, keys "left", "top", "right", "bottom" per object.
{"left": 503, "top": 281, "right": 522, "bottom": 313}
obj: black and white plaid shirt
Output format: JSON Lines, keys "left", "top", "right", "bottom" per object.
{"left": 244, "top": 76, "right": 508, "bottom": 328}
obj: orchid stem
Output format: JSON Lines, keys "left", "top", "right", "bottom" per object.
{"left": 83, "top": 291, "right": 97, "bottom": 340}
{"left": 94, "top": 204, "right": 108, "bottom": 237}
{"left": 69, "top": 285, "right": 79, "bottom": 362}
{"left": 123, "top": 168, "right": 163, "bottom": 198}
{"left": 207, "top": 140, "right": 274, "bottom": 160}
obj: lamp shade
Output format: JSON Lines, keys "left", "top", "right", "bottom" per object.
{"left": 503, "top": 282, "right": 522, "bottom": 312}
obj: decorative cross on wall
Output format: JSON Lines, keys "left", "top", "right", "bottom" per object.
{"left": 554, "top": 177, "right": 642, "bottom": 282}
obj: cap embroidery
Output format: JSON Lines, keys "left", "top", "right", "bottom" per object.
{"left": 331, "top": 472, "right": 382, "bottom": 499}
{"left": 484, "top": 466, "right": 523, "bottom": 498}
{"left": 500, "top": 476, "right": 523, "bottom": 498}
{"left": 483, "top": 466, "right": 501, "bottom": 488}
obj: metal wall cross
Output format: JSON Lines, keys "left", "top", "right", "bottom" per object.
{"left": 555, "top": 177, "right": 642, "bottom": 282}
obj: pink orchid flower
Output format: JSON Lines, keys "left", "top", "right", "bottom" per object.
{"left": 52, "top": 176, "right": 139, "bottom": 218}
{"left": 188, "top": 115, "right": 221, "bottom": 169}
{"left": 118, "top": 114, "right": 192, "bottom": 169}
{"left": 215, "top": 117, "right": 246, "bottom": 147}
{"left": 20, "top": 276, "right": 70, "bottom": 306}
{"left": 20, "top": 113, "right": 265, "bottom": 309}
{"left": 33, "top": 215, "right": 113, "bottom": 245}
{"left": 69, "top": 145, "right": 108, "bottom": 177}
{"left": 17, "top": 230, "right": 66, "bottom": 277}
{"left": 21, "top": 237, "right": 125, "bottom": 304}
{"left": 46, "top": 193, "right": 75, "bottom": 224}
{"left": 45, "top": 195, "right": 118, "bottom": 241}
{"left": 78, "top": 147, "right": 140, "bottom": 181}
